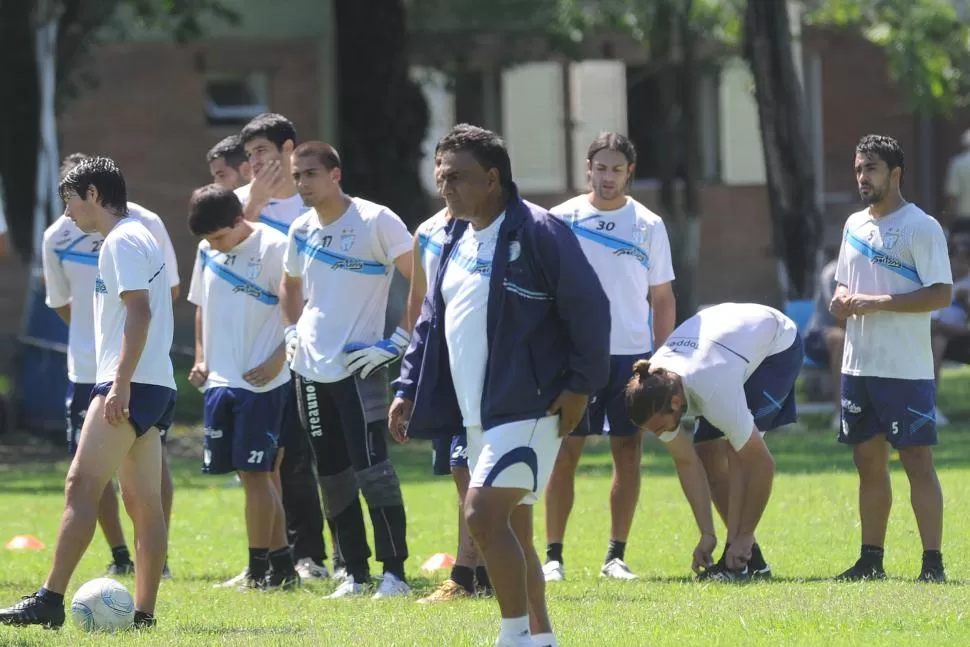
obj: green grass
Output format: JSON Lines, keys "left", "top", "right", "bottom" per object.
{"left": 3, "top": 371, "right": 970, "bottom": 646}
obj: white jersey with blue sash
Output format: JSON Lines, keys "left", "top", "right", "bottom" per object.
{"left": 416, "top": 208, "right": 449, "bottom": 287}
{"left": 234, "top": 183, "right": 309, "bottom": 235}
{"left": 836, "top": 203, "right": 951, "bottom": 380}
{"left": 283, "top": 198, "right": 412, "bottom": 383}
{"left": 187, "top": 224, "right": 290, "bottom": 392}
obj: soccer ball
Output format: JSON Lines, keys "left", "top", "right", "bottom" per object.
{"left": 70, "top": 577, "right": 135, "bottom": 632}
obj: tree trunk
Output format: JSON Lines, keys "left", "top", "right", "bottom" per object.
{"left": 676, "top": 0, "right": 701, "bottom": 321}
{"left": 743, "top": 0, "right": 821, "bottom": 299}
{"left": 0, "top": 1, "right": 41, "bottom": 261}
{"left": 335, "top": 0, "right": 430, "bottom": 229}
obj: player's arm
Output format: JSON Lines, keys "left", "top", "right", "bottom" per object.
{"left": 393, "top": 249, "right": 414, "bottom": 332}
{"left": 116, "top": 290, "right": 152, "bottom": 383}
{"left": 280, "top": 274, "right": 304, "bottom": 327}
{"left": 41, "top": 229, "right": 72, "bottom": 324}
{"left": 649, "top": 281, "right": 676, "bottom": 347}
{"left": 849, "top": 283, "right": 952, "bottom": 315}
{"left": 661, "top": 429, "right": 717, "bottom": 571}
{"left": 194, "top": 306, "right": 204, "bottom": 364}
{"left": 405, "top": 233, "right": 427, "bottom": 332}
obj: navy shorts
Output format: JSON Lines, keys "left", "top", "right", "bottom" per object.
{"left": 202, "top": 384, "right": 286, "bottom": 474}
{"left": 432, "top": 433, "right": 469, "bottom": 476}
{"left": 572, "top": 353, "right": 652, "bottom": 438}
{"left": 695, "top": 334, "right": 804, "bottom": 444}
{"left": 91, "top": 382, "right": 177, "bottom": 438}
{"left": 839, "top": 375, "right": 937, "bottom": 448}
{"left": 66, "top": 382, "right": 95, "bottom": 454}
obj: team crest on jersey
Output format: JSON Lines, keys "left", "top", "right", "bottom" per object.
{"left": 883, "top": 228, "right": 901, "bottom": 249}
{"left": 94, "top": 275, "right": 107, "bottom": 294}
{"left": 340, "top": 228, "right": 355, "bottom": 252}
{"left": 632, "top": 222, "right": 648, "bottom": 246}
{"left": 246, "top": 256, "right": 262, "bottom": 281}
{"left": 509, "top": 240, "right": 522, "bottom": 262}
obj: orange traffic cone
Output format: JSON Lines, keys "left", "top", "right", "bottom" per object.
{"left": 420, "top": 552, "right": 456, "bottom": 573}
{"left": 6, "top": 534, "right": 45, "bottom": 550}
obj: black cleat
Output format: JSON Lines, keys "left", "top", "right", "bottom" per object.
{"left": 835, "top": 559, "right": 886, "bottom": 581}
{"left": 106, "top": 562, "right": 135, "bottom": 576}
{"left": 264, "top": 570, "right": 302, "bottom": 591}
{"left": 697, "top": 561, "right": 750, "bottom": 583}
{"left": 749, "top": 563, "right": 773, "bottom": 580}
{"left": 133, "top": 610, "right": 156, "bottom": 629}
{"left": 0, "top": 593, "right": 65, "bottom": 629}
{"left": 236, "top": 576, "right": 268, "bottom": 592}
{"left": 918, "top": 563, "right": 946, "bottom": 583}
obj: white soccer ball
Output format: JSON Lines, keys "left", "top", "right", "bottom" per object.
{"left": 70, "top": 577, "right": 135, "bottom": 632}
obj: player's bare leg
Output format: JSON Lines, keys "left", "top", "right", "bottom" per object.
{"left": 510, "top": 504, "right": 552, "bottom": 636}
{"left": 696, "top": 439, "right": 730, "bottom": 522}
{"left": 97, "top": 481, "right": 127, "bottom": 550}
{"left": 465, "top": 486, "right": 532, "bottom": 641}
{"left": 45, "top": 396, "right": 136, "bottom": 595}
{"left": 853, "top": 436, "right": 892, "bottom": 548}
{"left": 602, "top": 433, "right": 642, "bottom": 579}
{"left": 543, "top": 436, "right": 584, "bottom": 580}
{"left": 898, "top": 446, "right": 943, "bottom": 550}
{"left": 453, "top": 466, "right": 479, "bottom": 569}
{"left": 117, "top": 426, "right": 167, "bottom": 616}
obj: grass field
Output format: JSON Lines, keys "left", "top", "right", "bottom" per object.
{"left": 3, "top": 369, "right": 970, "bottom": 646}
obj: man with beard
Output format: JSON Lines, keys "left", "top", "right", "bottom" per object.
{"left": 829, "top": 134, "right": 952, "bottom": 582}
{"left": 543, "top": 132, "right": 676, "bottom": 582}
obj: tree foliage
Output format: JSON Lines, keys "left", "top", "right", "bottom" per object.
{"left": 0, "top": 0, "right": 237, "bottom": 260}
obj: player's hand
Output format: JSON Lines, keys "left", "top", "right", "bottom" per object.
{"left": 725, "top": 533, "right": 754, "bottom": 571}
{"left": 829, "top": 293, "right": 853, "bottom": 320}
{"left": 547, "top": 390, "right": 589, "bottom": 437}
{"left": 844, "top": 293, "right": 886, "bottom": 316}
{"left": 343, "top": 327, "right": 410, "bottom": 379}
{"left": 692, "top": 533, "right": 717, "bottom": 575}
{"left": 248, "top": 160, "right": 283, "bottom": 211}
{"left": 388, "top": 397, "right": 413, "bottom": 444}
{"left": 285, "top": 325, "right": 299, "bottom": 364}
{"left": 188, "top": 362, "right": 209, "bottom": 389}
{"left": 244, "top": 352, "right": 285, "bottom": 388}
{"left": 104, "top": 380, "right": 131, "bottom": 427}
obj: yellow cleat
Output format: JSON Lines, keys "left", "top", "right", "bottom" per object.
{"left": 417, "top": 579, "right": 472, "bottom": 604}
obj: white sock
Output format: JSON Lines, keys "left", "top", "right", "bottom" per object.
{"left": 499, "top": 616, "right": 530, "bottom": 639}
{"left": 533, "top": 633, "right": 558, "bottom": 647}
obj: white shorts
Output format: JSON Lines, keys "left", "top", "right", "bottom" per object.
{"left": 466, "top": 415, "right": 562, "bottom": 506}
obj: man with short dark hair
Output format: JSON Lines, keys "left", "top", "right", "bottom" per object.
{"left": 830, "top": 134, "right": 952, "bottom": 582}
{"left": 282, "top": 140, "right": 414, "bottom": 599}
{"left": 206, "top": 135, "right": 252, "bottom": 190}
{"left": 1, "top": 157, "right": 175, "bottom": 629}
{"left": 186, "top": 184, "right": 299, "bottom": 590}
{"left": 391, "top": 124, "right": 611, "bottom": 647}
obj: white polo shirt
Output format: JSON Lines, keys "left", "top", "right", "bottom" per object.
{"left": 551, "top": 195, "right": 674, "bottom": 355}
{"left": 94, "top": 218, "right": 175, "bottom": 389}
{"left": 835, "top": 202, "right": 952, "bottom": 380}
{"left": 416, "top": 208, "right": 449, "bottom": 286}
{"left": 441, "top": 214, "right": 505, "bottom": 428}
{"left": 42, "top": 203, "right": 180, "bottom": 384}
{"left": 187, "top": 224, "right": 290, "bottom": 392}
{"left": 284, "top": 197, "right": 412, "bottom": 383}
{"left": 651, "top": 303, "right": 797, "bottom": 451}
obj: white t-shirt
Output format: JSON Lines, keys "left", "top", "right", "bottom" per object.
{"left": 416, "top": 208, "right": 450, "bottom": 286}
{"left": 187, "top": 224, "right": 290, "bottom": 392}
{"left": 94, "top": 218, "right": 175, "bottom": 389}
{"left": 42, "top": 203, "right": 180, "bottom": 383}
{"left": 651, "top": 303, "right": 798, "bottom": 451}
{"left": 442, "top": 214, "right": 504, "bottom": 428}
{"left": 284, "top": 197, "right": 412, "bottom": 383}
{"left": 835, "top": 203, "right": 952, "bottom": 379}
{"left": 551, "top": 195, "right": 674, "bottom": 355}
{"left": 235, "top": 183, "right": 308, "bottom": 235}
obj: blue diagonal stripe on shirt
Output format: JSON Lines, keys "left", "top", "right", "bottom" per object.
{"left": 845, "top": 230, "right": 922, "bottom": 285}
{"left": 200, "top": 250, "right": 279, "bottom": 305}
{"left": 568, "top": 223, "right": 650, "bottom": 269}
{"left": 294, "top": 235, "right": 388, "bottom": 276}
{"left": 418, "top": 232, "right": 444, "bottom": 259}
{"left": 55, "top": 234, "right": 98, "bottom": 266}
{"left": 259, "top": 215, "right": 290, "bottom": 235}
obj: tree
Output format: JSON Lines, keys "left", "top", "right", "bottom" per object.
{"left": 0, "top": 0, "right": 237, "bottom": 261}
{"left": 742, "top": 1, "right": 821, "bottom": 299}
{"left": 335, "top": 0, "right": 430, "bottom": 230}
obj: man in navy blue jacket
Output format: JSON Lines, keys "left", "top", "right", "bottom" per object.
{"left": 390, "top": 124, "right": 610, "bottom": 647}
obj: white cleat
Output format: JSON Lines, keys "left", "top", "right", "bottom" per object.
{"left": 372, "top": 572, "right": 411, "bottom": 599}
{"left": 600, "top": 558, "right": 639, "bottom": 580}
{"left": 214, "top": 567, "right": 249, "bottom": 588}
{"left": 327, "top": 576, "right": 368, "bottom": 599}
{"left": 495, "top": 631, "right": 537, "bottom": 647}
{"left": 295, "top": 558, "right": 330, "bottom": 581}
{"left": 542, "top": 560, "right": 564, "bottom": 582}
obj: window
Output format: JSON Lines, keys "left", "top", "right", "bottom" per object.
{"left": 204, "top": 73, "right": 269, "bottom": 127}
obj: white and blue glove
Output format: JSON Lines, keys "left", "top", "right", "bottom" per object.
{"left": 342, "top": 327, "right": 410, "bottom": 379}
{"left": 285, "top": 324, "right": 299, "bottom": 364}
